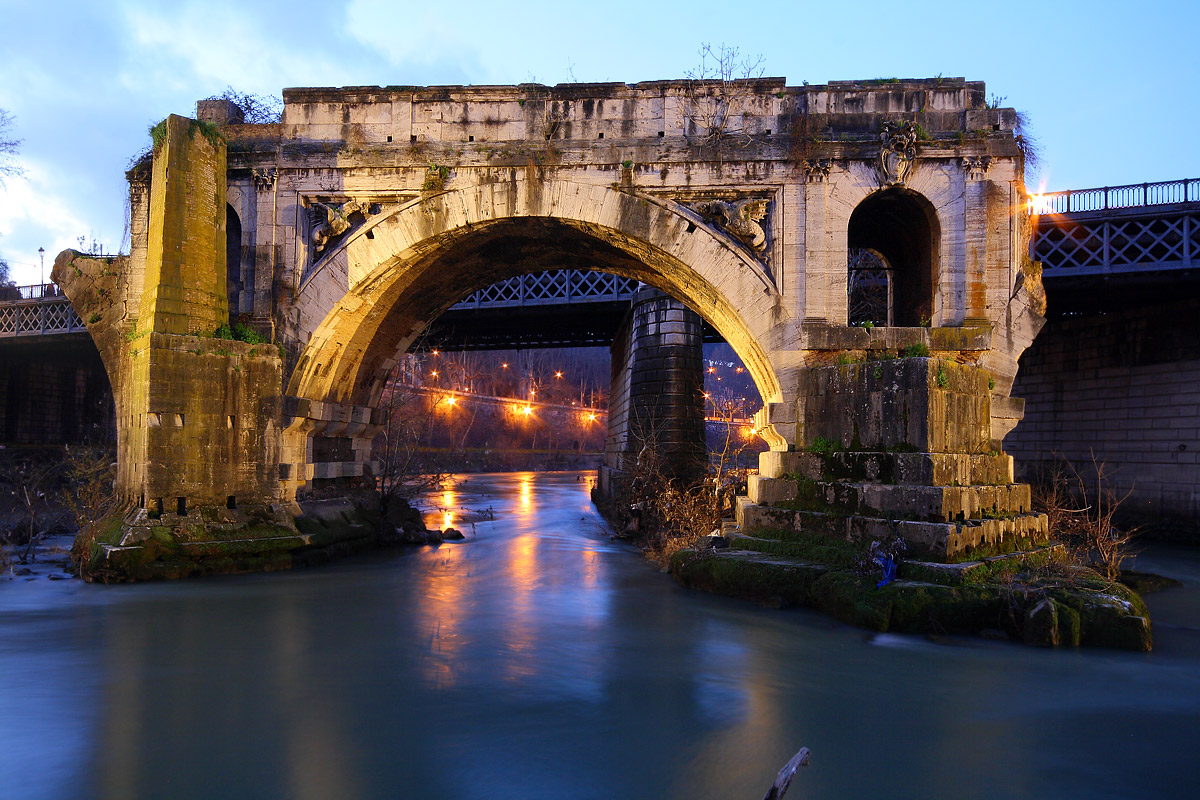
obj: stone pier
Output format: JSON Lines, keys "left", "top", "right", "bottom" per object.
{"left": 600, "top": 288, "right": 706, "bottom": 497}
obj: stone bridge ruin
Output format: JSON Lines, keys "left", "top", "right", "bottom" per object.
{"left": 53, "top": 77, "right": 1048, "bottom": 578}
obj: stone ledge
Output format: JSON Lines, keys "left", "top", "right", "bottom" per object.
{"left": 800, "top": 324, "right": 991, "bottom": 352}
{"left": 755, "top": 479, "right": 1032, "bottom": 522}
{"left": 758, "top": 450, "right": 1014, "bottom": 487}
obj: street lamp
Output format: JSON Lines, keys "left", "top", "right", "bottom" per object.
{"left": 38, "top": 247, "right": 44, "bottom": 291}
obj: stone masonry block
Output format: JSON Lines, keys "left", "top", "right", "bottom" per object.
{"left": 748, "top": 475, "right": 799, "bottom": 505}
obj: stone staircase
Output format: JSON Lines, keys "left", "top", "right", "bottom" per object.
{"left": 739, "top": 358, "right": 1050, "bottom": 562}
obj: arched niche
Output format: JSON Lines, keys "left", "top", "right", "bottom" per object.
{"left": 226, "top": 204, "right": 242, "bottom": 317}
{"left": 847, "top": 189, "right": 940, "bottom": 327}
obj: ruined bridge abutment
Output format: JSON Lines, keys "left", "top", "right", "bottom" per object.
{"left": 53, "top": 78, "right": 1047, "bottom": 577}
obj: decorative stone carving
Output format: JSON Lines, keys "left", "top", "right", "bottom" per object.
{"left": 802, "top": 159, "right": 832, "bottom": 183}
{"left": 309, "top": 199, "right": 367, "bottom": 254}
{"left": 961, "top": 156, "right": 992, "bottom": 181}
{"left": 877, "top": 121, "right": 918, "bottom": 186}
{"left": 252, "top": 168, "right": 278, "bottom": 191}
{"left": 688, "top": 198, "right": 769, "bottom": 254}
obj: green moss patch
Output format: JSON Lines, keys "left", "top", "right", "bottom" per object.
{"left": 671, "top": 541, "right": 1153, "bottom": 651}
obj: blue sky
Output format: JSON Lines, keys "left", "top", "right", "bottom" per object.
{"left": 1, "top": 0, "right": 1197, "bottom": 284}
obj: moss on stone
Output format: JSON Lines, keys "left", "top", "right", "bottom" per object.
{"left": 670, "top": 541, "right": 1153, "bottom": 651}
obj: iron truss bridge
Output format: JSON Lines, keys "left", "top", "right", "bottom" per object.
{"left": 425, "top": 269, "right": 648, "bottom": 350}
{"left": 0, "top": 284, "right": 86, "bottom": 339}
{"left": 1031, "top": 178, "right": 1200, "bottom": 278}
{"left": 450, "top": 269, "right": 640, "bottom": 310}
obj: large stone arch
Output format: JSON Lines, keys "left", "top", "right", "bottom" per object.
{"left": 286, "top": 179, "right": 793, "bottom": 426}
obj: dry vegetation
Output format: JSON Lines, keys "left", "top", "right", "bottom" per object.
{"left": 1030, "top": 452, "right": 1139, "bottom": 581}
{"left": 612, "top": 405, "right": 752, "bottom": 568}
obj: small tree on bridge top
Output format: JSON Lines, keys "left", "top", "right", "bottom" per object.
{"left": 683, "top": 43, "right": 768, "bottom": 150}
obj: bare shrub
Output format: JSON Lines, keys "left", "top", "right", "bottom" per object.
{"left": 619, "top": 404, "right": 748, "bottom": 568}
{"left": 1030, "top": 452, "right": 1138, "bottom": 581}
{"left": 62, "top": 445, "right": 120, "bottom": 578}
{"left": 374, "top": 365, "right": 445, "bottom": 535}
{"left": 0, "top": 451, "right": 62, "bottom": 565}
{"left": 682, "top": 43, "right": 767, "bottom": 150}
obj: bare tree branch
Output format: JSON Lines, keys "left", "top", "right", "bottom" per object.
{"left": 0, "top": 108, "right": 25, "bottom": 187}
{"left": 682, "top": 43, "right": 767, "bottom": 150}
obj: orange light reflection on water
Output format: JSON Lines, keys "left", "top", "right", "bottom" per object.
{"left": 502, "top": 531, "right": 539, "bottom": 682}
{"left": 414, "top": 542, "right": 466, "bottom": 689}
{"left": 517, "top": 474, "right": 533, "bottom": 515}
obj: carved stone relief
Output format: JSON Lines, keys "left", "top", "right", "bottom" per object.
{"left": 252, "top": 168, "right": 278, "bottom": 192}
{"left": 309, "top": 199, "right": 368, "bottom": 255}
{"left": 802, "top": 159, "right": 832, "bottom": 183}
{"left": 877, "top": 121, "right": 918, "bottom": 186}
{"left": 686, "top": 197, "right": 770, "bottom": 255}
{"left": 961, "top": 156, "right": 992, "bottom": 181}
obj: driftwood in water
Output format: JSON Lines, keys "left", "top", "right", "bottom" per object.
{"left": 762, "top": 747, "right": 810, "bottom": 800}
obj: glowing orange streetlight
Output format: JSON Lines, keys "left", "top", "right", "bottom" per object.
{"left": 431, "top": 370, "right": 438, "bottom": 377}
{"left": 554, "top": 371, "right": 563, "bottom": 379}
{"left": 432, "top": 349, "right": 440, "bottom": 356}
{"left": 523, "top": 406, "right": 533, "bottom": 416}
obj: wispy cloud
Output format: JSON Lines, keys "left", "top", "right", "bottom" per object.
{"left": 0, "top": 159, "right": 101, "bottom": 285}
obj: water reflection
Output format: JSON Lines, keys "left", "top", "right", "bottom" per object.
{"left": 1, "top": 471, "right": 1198, "bottom": 799}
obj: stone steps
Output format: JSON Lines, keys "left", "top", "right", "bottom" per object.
{"left": 724, "top": 530, "right": 1063, "bottom": 584}
{"left": 736, "top": 496, "right": 1049, "bottom": 561}
{"left": 748, "top": 476, "right": 1031, "bottom": 522}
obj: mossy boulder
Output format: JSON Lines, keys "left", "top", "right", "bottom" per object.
{"left": 670, "top": 543, "right": 1154, "bottom": 651}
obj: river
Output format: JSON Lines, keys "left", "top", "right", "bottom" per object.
{"left": 1, "top": 470, "right": 1198, "bottom": 799}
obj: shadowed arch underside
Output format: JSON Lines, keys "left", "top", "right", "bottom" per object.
{"left": 288, "top": 181, "right": 792, "bottom": 419}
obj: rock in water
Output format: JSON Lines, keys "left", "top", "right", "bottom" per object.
{"left": 1024, "top": 598, "right": 1059, "bottom": 647}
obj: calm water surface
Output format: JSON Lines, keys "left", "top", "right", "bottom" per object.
{"left": 2, "top": 470, "right": 1199, "bottom": 799}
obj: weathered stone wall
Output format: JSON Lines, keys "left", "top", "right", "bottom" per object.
{"left": 54, "top": 117, "right": 285, "bottom": 519}
{"left": 746, "top": 357, "right": 1046, "bottom": 562}
{"left": 139, "top": 116, "right": 229, "bottom": 336}
{"left": 799, "top": 358, "right": 990, "bottom": 454}
{"left": 128, "top": 333, "right": 282, "bottom": 510}
{"left": 1006, "top": 299, "right": 1200, "bottom": 536}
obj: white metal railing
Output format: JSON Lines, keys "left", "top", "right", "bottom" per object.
{"left": 1035, "top": 179, "right": 1200, "bottom": 214}
{"left": 0, "top": 285, "right": 86, "bottom": 337}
